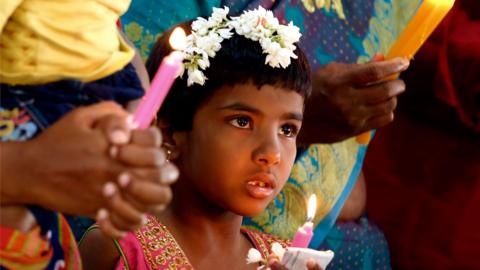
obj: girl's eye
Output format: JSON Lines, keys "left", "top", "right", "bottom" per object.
{"left": 279, "top": 124, "right": 299, "bottom": 138}
{"left": 229, "top": 116, "right": 252, "bottom": 129}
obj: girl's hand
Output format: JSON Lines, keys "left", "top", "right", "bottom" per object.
{"left": 267, "top": 255, "right": 323, "bottom": 270}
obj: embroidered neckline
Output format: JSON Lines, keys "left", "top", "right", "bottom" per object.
{"left": 135, "top": 216, "right": 193, "bottom": 269}
{"left": 134, "top": 215, "right": 289, "bottom": 269}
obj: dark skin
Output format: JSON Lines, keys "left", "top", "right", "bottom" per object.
{"left": 337, "top": 172, "right": 366, "bottom": 221}
{"left": 299, "top": 56, "right": 410, "bottom": 144}
{"left": 0, "top": 102, "right": 178, "bottom": 238}
{"left": 81, "top": 83, "right": 322, "bottom": 270}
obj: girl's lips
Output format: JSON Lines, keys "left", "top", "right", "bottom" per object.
{"left": 245, "top": 173, "right": 276, "bottom": 199}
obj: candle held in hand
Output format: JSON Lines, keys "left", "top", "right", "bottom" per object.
{"left": 356, "top": 0, "right": 455, "bottom": 145}
{"left": 133, "top": 27, "right": 187, "bottom": 129}
{"left": 291, "top": 195, "right": 317, "bottom": 248}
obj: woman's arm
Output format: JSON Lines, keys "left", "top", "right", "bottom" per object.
{"left": 337, "top": 172, "right": 367, "bottom": 221}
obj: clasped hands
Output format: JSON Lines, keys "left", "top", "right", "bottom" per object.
{"left": 14, "top": 102, "right": 178, "bottom": 239}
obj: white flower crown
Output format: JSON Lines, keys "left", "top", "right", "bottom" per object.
{"left": 181, "top": 7, "right": 302, "bottom": 86}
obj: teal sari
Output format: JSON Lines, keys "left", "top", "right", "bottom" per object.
{"left": 121, "top": 1, "right": 422, "bottom": 268}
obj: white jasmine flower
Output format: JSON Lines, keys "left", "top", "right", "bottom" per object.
{"left": 210, "top": 7, "right": 229, "bottom": 24}
{"left": 191, "top": 17, "right": 209, "bottom": 35}
{"left": 195, "top": 33, "right": 222, "bottom": 57}
{"left": 266, "top": 47, "right": 293, "bottom": 68}
{"left": 217, "top": 28, "right": 233, "bottom": 39}
{"left": 182, "top": 6, "right": 302, "bottom": 86}
{"left": 264, "top": 41, "right": 282, "bottom": 67}
{"left": 263, "top": 10, "right": 279, "bottom": 28}
{"left": 246, "top": 248, "right": 263, "bottom": 264}
{"left": 278, "top": 48, "right": 295, "bottom": 68}
{"left": 277, "top": 23, "right": 302, "bottom": 44}
{"left": 196, "top": 56, "right": 210, "bottom": 70}
{"left": 187, "top": 68, "right": 206, "bottom": 86}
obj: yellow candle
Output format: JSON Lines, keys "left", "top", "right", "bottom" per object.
{"left": 386, "top": 0, "right": 455, "bottom": 60}
{"left": 356, "top": 0, "right": 455, "bottom": 145}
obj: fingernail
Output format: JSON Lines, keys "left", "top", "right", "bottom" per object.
{"left": 127, "top": 115, "right": 140, "bottom": 130}
{"left": 142, "top": 214, "right": 148, "bottom": 225}
{"left": 118, "top": 173, "right": 130, "bottom": 188}
{"left": 161, "top": 166, "right": 179, "bottom": 184}
{"left": 96, "top": 208, "right": 109, "bottom": 221}
{"left": 103, "top": 182, "right": 117, "bottom": 197}
{"left": 155, "top": 151, "right": 167, "bottom": 166}
{"left": 110, "top": 130, "right": 129, "bottom": 144}
{"left": 154, "top": 204, "right": 167, "bottom": 213}
{"left": 109, "top": 146, "right": 118, "bottom": 158}
{"left": 400, "top": 57, "right": 410, "bottom": 69}
{"left": 117, "top": 231, "right": 127, "bottom": 239}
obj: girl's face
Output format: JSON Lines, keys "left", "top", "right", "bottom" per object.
{"left": 174, "top": 82, "right": 304, "bottom": 217}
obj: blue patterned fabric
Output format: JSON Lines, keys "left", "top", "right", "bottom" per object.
{"left": 318, "top": 216, "right": 391, "bottom": 270}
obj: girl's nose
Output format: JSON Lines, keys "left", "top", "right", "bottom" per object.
{"left": 252, "top": 135, "right": 281, "bottom": 167}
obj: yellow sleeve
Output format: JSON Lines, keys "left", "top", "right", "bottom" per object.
{"left": 0, "top": 0, "right": 23, "bottom": 32}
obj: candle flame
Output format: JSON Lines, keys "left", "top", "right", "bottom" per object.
{"left": 307, "top": 194, "right": 317, "bottom": 221}
{"left": 169, "top": 27, "right": 187, "bottom": 51}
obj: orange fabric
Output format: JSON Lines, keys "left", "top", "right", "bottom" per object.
{"left": 0, "top": 226, "right": 52, "bottom": 269}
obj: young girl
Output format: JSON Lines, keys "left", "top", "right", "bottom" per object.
{"left": 80, "top": 7, "right": 321, "bottom": 270}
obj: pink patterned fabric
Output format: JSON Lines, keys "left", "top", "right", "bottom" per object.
{"left": 115, "top": 215, "right": 289, "bottom": 269}
{"left": 115, "top": 231, "right": 150, "bottom": 270}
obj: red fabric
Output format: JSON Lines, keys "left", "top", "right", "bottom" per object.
{"left": 365, "top": 112, "right": 480, "bottom": 269}
{"left": 364, "top": 1, "right": 480, "bottom": 268}
{"left": 433, "top": 1, "right": 480, "bottom": 132}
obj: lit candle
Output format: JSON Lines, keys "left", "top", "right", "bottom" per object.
{"left": 356, "top": 0, "right": 455, "bottom": 145}
{"left": 133, "top": 27, "right": 187, "bottom": 129}
{"left": 291, "top": 195, "right": 317, "bottom": 248}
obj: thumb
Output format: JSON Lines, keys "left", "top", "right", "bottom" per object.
{"left": 94, "top": 114, "right": 134, "bottom": 145}
{"left": 76, "top": 101, "right": 129, "bottom": 128}
{"left": 74, "top": 101, "right": 133, "bottom": 145}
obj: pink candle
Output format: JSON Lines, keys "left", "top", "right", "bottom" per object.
{"left": 291, "top": 195, "right": 317, "bottom": 248}
{"left": 291, "top": 221, "right": 314, "bottom": 248}
{"left": 133, "top": 27, "right": 186, "bottom": 129}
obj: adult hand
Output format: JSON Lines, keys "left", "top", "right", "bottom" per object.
{"left": 1, "top": 102, "right": 126, "bottom": 212}
{"left": 95, "top": 118, "right": 178, "bottom": 238}
{"left": 299, "top": 56, "right": 410, "bottom": 144}
{"left": 1, "top": 102, "right": 178, "bottom": 238}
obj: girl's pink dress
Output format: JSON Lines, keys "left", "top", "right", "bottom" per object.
{"left": 114, "top": 215, "right": 289, "bottom": 269}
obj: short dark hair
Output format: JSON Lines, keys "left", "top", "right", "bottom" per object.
{"left": 147, "top": 21, "right": 311, "bottom": 131}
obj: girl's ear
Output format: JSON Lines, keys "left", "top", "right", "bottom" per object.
{"left": 157, "top": 118, "right": 175, "bottom": 146}
{"left": 157, "top": 118, "right": 184, "bottom": 161}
